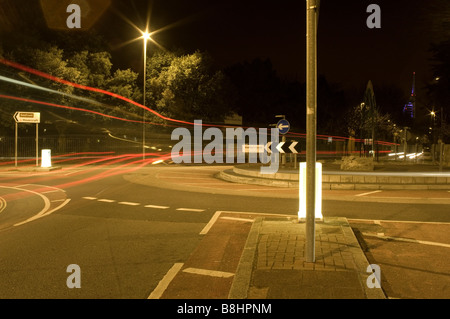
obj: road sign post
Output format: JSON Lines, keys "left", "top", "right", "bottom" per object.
{"left": 13, "top": 112, "right": 41, "bottom": 167}
{"left": 276, "top": 117, "right": 290, "bottom": 166}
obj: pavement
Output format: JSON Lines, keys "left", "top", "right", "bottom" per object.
{"left": 229, "top": 216, "right": 386, "bottom": 299}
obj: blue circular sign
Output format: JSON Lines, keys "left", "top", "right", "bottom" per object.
{"left": 277, "top": 119, "right": 290, "bottom": 135}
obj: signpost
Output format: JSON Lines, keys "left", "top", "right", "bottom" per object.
{"left": 13, "top": 112, "right": 40, "bottom": 167}
{"left": 275, "top": 116, "right": 290, "bottom": 166}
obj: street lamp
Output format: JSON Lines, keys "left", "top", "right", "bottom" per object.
{"left": 141, "top": 30, "right": 152, "bottom": 160}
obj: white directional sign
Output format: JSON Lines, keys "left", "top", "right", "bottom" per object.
{"left": 14, "top": 112, "right": 41, "bottom": 123}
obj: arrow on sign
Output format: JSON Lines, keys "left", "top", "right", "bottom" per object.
{"left": 276, "top": 142, "right": 285, "bottom": 153}
{"left": 14, "top": 112, "right": 40, "bottom": 123}
{"left": 264, "top": 142, "right": 272, "bottom": 153}
{"left": 289, "top": 141, "right": 299, "bottom": 153}
{"left": 265, "top": 141, "right": 301, "bottom": 154}
{"left": 278, "top": 124, "right": 289, "bottom": 130}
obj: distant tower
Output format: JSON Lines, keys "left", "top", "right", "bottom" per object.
{"left": 403, "top": 72, "right": 416, "bottom": 119}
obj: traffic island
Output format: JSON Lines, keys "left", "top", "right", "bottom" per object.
{"left": 217, "top": 163, "right": 450, "bottom": 190}
{"left": 229, "top": 216, "right": 386, "bottom": 299}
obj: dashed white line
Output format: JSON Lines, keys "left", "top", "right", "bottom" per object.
{"left": 145, "top": 205, "right": 169, "bottom": 209}
{"left": 98, "top": 199, "right": 116, "bottom": 203}
{"left": 81, "top": 197, "right": 208, "bottom": 213}
{"left": 118, "top": 202, "right": 140, "bottom": 206}
{"left": 176, "top": 208, "right": 205, "bottom": 212}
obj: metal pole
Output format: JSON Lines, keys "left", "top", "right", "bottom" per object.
{"left": 15, "top": 122, "right": 18, "bottom": 167}
{"left": 143, "top": 39, "right": 147, "bottom": 161}
{"left": 36, "top": 123, "right": 39, "bottom": 167}
{"left": 306, "top": 0, "right": 319, "bottom": 263}
{"left": 440, "top": 107, "right": 444, "bottom": 172}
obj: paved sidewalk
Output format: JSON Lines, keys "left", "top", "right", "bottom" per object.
{"left": 229, "top": 216, "right": 386, "bottom": 299}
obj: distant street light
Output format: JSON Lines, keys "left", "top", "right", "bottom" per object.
{"left": 141, "top": 29, "right": 152, "bottom": 160}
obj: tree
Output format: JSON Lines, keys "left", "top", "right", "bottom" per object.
{"left": 146, "top": 50, "right": 234, "bottom": 123}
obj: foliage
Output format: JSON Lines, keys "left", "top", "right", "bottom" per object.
{"left": 146, "top": 50, "right": 235, "bottom": 123}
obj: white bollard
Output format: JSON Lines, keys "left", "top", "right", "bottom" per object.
{"left": 298, "top": 162, "right": 323, "bottom": 220}
{"left": 41, "top": 149, "right": 52, "bottom": 168}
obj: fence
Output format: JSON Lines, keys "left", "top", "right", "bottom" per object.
{"left": 0, "top": 132, "right": 396, "bottom": 162}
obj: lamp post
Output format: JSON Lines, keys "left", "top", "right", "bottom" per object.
{"left": 305, "top": 0, "right": 320, "bottom": 263}
{"left": 142, "top": 30, "right": 151, "bottom": 160}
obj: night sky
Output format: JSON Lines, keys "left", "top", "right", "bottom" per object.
{"left": 95, "top": 0, "right": 449, "bottom": 97}
{"left": 1, "top": 0, "right": 449, "bottom": 99}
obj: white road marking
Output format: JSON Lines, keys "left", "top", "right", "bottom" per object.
{"left": 348, "top": 218, "right": 450, "bottom": 225}
{"left": 147, "top": 263, "right": 184, "bottom": 299}
{"left": 159, "top": 172, "right": 213, "bottom": 176}
{"left": 220, "top": 216, "right": 254, "bottom": 223}
{"left": 0, "top": 185, "right": 51, "bottom": 224}
{"left": 159, "top": 176, "right": 214, "bottom": 180}
{"left": 200, "top": 210, "right": 295, "bottom": 235}
{"left": 118, "top": 202, "right": 140, "bottom": 206}
{"left": 51, "top": 199, "right": 67, "bottom": 203}
{"left": 362, "top": 232, "right": 450, "bottom": 248}
{"left": 41, "top": 189, "right": 65, "bottom": 194}
{"left": 200, "top": 211, "right": 222, "bottom": 235}
{"left": 64, "top": 170, "right": 83, "bottom": 176}
{"left": 355, "top": 190, "right": 383, "bottom": 197}
{"left": 0, "top": 197, "right": 7, "bottom": 214}
{"left": 14, "top": 199, "right": 71, "bottom": 226}
{"left": 176, "top": 208, "right": 205, "bottom": 212}
{"left": 182, "top": 267, "right": 234, "bottom": 278}
{"left": 98, "top": 199, "right": 116, "bottom": 203}
{"left": 145, "top": 205, "right": 169, "bottom": 209}
{"left": 83, "top": 197, "right": 97, "bottom": 200}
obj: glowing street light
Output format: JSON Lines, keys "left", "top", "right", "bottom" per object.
{"left": 141, "top": 29, "right": 152, "bottom": 160}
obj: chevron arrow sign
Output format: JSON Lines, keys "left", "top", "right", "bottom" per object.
{"left": 266, "top": 141, "right": 301, "bottom": 154}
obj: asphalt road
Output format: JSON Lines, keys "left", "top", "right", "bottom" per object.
{"left": 0, "top": 162, "right": 449, "bottom": 298}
